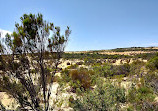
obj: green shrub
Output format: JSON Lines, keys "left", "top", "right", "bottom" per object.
{"left": 71, "top": 79, "right": 126, "bottom": 111}
{"left": 93, "top": 63, "right": 114, "bottom": 77}
{"left": 113, "top": 63, "right": 130, "bottom": 76}
{"left": 134, "top": 52, "right": 157, "bottom": 60}
{"left": 111, "top": 74, "right": 124, "bottom": 80}
{"left": 127, "top": 84, "right": 156, "bottom": 111}
{"left": 93, "top": 63, "right": 130, "bottom": 79}
{"left": 30, "top": 69, "right": 37, "bottom": 73}
{"left": 67, "top": 64, "right": 78, "bottom": 69}
{"left": 84, "top": 57, "right": 95, "bottom": 65}
{"left": 59, "top": 68, "right": 93, "bottom": 92}
{"left": 63, "top": 52, "right": 131, "bottom": 60}
{"left": 146, "top": 56, "right": 158, "bottom": 70}
{"left": 127, "top": 105, "right": 134, "bottom": 111}
{"left": 130, "top": 60, "right": 145, "bottom": 77}
{"left": 144, "top": 71, "right": 158, "bottom": 94}
{"left": 59, "top": 69, "right": 71, "bottom": 84}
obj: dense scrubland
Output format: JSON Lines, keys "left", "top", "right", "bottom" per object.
{"left": 1, "top": 48, "right": 158, "bottom": 111}
{"left": 57, "top": 49, "right": 158, "bottom": 111}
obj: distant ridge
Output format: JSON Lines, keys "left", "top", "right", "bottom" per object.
{"left": 65, "top": 46, "right": 158, "bottom": 53}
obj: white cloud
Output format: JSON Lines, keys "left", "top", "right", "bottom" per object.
{"left": 0, "top": 29, "right": 12, "bottom": 38}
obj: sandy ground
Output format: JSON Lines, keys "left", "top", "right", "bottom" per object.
{"left": 0, "top": 82, "right": 75, "bottom": 110}
{"left": 99, "top": 51, "right": 156, "bottom": 55}
{"left": 58, "top": 59, "right": 84, "bottom": 69}
{"left": 155, "top": 96, "right": 158, "bottom": 102}
{"left": 46, "top": 82, "right": 75, "bottom": 111}
{"left": 0, "top": 92, "right": 18, "bottom": 110}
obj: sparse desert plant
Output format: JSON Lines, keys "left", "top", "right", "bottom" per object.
{"left": 67, "top": 64, "right": 78, "bottom": 69}
{"left": 59, "top": 68, "right": 93, "bottom": 92}
{"left": 58, "top": 69, "right": 71, "bottom": 87}
{"left": 69, "top": 68, "right": 91, "bottom": 90}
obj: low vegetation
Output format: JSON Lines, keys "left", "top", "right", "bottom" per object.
{"left": 58, "top": 53, "right": 158, "bottom": 111}
{"left": 0, "top": 14, "right": 158, "bottom": 111}
{"left": 63, "top": 52, "right": 131, "bottom": 60}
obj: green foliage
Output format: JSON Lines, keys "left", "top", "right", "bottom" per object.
{"left": 113, "top": 63, "right": 130, "bottom": 76}
{"left": 127, "top": 84, "right": 157, "bottom": 111}
{"left": 84, "top": 57, "right": 96, "bottom": 65}
{"left": 144, "top": 71, "right": 158, "bottom": 94}
{"left": 58, "top": 69, "right": 71, "bottom": 87}
{"left": 111, "top": 74, "right": 124, "bottom": 80}
{"left": 67, "top": 64, "right": 78, "bottom": 69}
{"left": 0, "top": 13, "right": 71, "bottom": 110}
{"left": 130, "top": 60, "right": 145, "bottom": 76}
{"left": 63, "top": 53, "right": 131, "bottom": 60}
{"left": 134, "top": 53, "right": 157, "bottom": 60}
{"left": 146, "top": 56, "right": 158, "bottom": 70}
{"left": 93, "top": 63, "right": 114, "bottom": 77}
{"left": 93, "top": 63, "right": 130, "bottom": 79}
{"left": 71, "top": 79, "right": 126, "bottom": 111}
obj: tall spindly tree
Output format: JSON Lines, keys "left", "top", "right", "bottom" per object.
{"left": 0, "top": 13, "right": 71, "bottom": 111}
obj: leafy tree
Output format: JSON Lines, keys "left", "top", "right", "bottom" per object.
{"left": 0, "top": 13, "right": 71, "bottom": 111}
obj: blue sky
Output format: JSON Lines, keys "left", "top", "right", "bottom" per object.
{"left": 0, "top": 0, "right": 158, "bottom": 51}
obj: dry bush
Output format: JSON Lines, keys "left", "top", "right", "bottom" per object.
{"left": 69, "top": 69, "right": 91, "bottom": 90}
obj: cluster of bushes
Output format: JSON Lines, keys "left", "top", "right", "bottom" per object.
{"left": 59, "top": 60, "right": 146, "bottom": 91}
{"left": 63, "top": 53, "right": 131, "bottom": 60}
{"left": 60, "top": 63, "right": 132, "bottom": 92}
{"left": 93, "top": 63, "right": 139, "bottom": 78}
{"left": 59, "top": 68, "right": 94, "bottom": 93}
{"left": 146, "top": 56, "right": 158, "bottom": 70}
{"left": 125, "top": 56, "right": 158, "bottom": 110}
{"left": 70, "top": 78, "right": 126, "bottom": 111}
{"left": 127, "top": 80, "right": 158, "bottom": 110}
{"left": 57, "top": 54, "right": 158, "bottom": 110}
{"left": 144, "top": 71, "right": 158, "bottom": 95}
{"left": 134, "top": 52, "right": 157, "bottom": 60}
